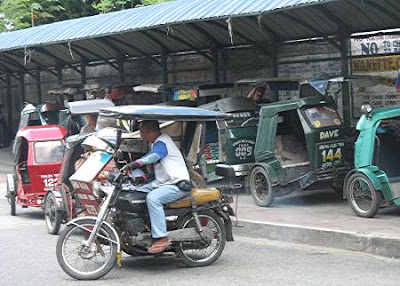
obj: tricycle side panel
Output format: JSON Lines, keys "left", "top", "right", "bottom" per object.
{"left": 254, "top": 114, "right": 278, "bottom": 163}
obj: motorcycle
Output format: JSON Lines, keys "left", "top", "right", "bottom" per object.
{"left": 56, "top": 105, "right": 235, "bottom": 280}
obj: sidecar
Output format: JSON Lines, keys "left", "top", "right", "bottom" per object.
{"left": 43, "top": 99, "right": 115, "bottom": 234}
{"left": 344, "top": 104, "right": 400, "bottom": 218}
{"left": 6, "top": 125, "right": 66, "bottom": 215}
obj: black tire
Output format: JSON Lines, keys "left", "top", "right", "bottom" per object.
{"left": 56, "top": 219, "right": 118, "bottom": 280}
{"left": 175, "top": 210, "right": 226, "bottom": 267}
{"left": 346, "top": 173, "right": 381, "bottom": 218}
{"left": 44, "top": 193, "right": 63, "bottom": 235}
{"left": 9, "top": 192, "right": 16, "bottom": 216}
{"left": 7, "top": 175, "right": 16, "bottom": 216}
{"left": 249, "top": 166, "right": 275, "bottom": 207}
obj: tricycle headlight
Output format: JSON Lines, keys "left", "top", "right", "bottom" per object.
{"left": 92, "top": 181, "right": 102, "bottom": 198}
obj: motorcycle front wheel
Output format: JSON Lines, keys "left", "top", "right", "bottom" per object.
{"left": 175, "top": 210, "right": 226, "bottom": 267}
{"left": 56, "top": 219, "right": 118, "bottom": 280}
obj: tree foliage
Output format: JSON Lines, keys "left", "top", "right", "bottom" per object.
{"left": 0, "top": 0, "right": 174, "bottom": 31}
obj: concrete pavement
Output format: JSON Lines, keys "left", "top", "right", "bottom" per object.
{"left": 232, "top": 190, "right": 400, "bottom": 258}
{"left": 1, "top": 146, "right": 400, "bottom": 259}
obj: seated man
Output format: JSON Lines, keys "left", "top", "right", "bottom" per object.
{"left": 80, "top": 114, "right": 98, "bottom": 135}
{"left": 247, "top": 85, "right": 271, "bottom": 104}
{"left": 126, "top": 120, "right": 190, "bottom": 254}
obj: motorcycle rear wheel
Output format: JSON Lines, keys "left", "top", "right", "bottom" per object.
{"left": 56, "top": 219, "right": 118, "bottom": 280}
{"left": 175, "top": 210, "right": 226, "bottom": 267}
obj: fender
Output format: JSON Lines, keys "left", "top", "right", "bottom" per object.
{"left": 250, "top": 162, "right": 279, "bottom": 186}
{"left": 45, "top": 190, "right": 64, "bottom": 210}
{"left": 6, "top": 174, "right": 15, "bottom": 194}
{"left": 213, "top": 209, "right": 234, "bottom": 242}
{"left": 344, "top": 167, "right": 391, "bottom": 200}
{"left": 67, "top": 216, "right": 120, "bottom": 251}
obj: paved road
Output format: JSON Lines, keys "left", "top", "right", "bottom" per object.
{"left": 1, "top": 198, "right": 400, "bottom": 286}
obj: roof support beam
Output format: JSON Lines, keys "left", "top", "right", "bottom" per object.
{"left": 0, "top": 55, "right": 37, "bottom": 78}
{"left": 361, "top": 0, "right": 399, "bottom": 24}
{"left": 189, "top": 23, "right": 222, "bottom": 48}
{"left": 279, "top": 12, "right": 340, "bottom": 50}
{"left": 212, "top": 21, "right": 272, "bottom": 56}
{"left": 63, "top": 43, "right": 120, "bottom": 72}
{"left": 96, "top": 38, "right": 127, "bottom": 59}
{"left": 248, "top": 16, "right": 280, "bottom": 43}
{"left": 104, "top": 36, "right": 162, "bottom": 66}
{"left": 5, "top": 73, "right": 13, "bottom": 140}
{"left": 0, "top": 64, "right": 26, "bottom": 82}
{"left": 7, "top": 51, "right": 58, "bottom": 77}
{"left": 139, "top": 31, "right": 172, "bottom": 55}
{"left": 150, "top": 29, "right": 213, "bottom": 63}
{"left": 35, "top": 47, "right": 82, "bottom": 74}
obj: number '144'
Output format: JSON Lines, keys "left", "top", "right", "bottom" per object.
{"left": 321, "top": 148, "right": 342, "bottom": 162}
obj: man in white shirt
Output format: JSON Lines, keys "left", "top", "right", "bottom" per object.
{"left": 127, "top": 120, "right": 190, "bottom": 254}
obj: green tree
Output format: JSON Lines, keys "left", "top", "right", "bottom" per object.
{"left": 92, "top": 0, "right": 173, "bottom": 13}
{"left": 0, "top": 0, "right": 64, "bottom": 31}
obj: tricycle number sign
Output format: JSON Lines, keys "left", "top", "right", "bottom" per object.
{"left": 318, "top": 141, "right": 345, "bottom": 168}
{"left": 41, "top": 173, "right": 59, "bottom": 190}
{"left": 233, "top": 139, "right": 254, "bottom": 160}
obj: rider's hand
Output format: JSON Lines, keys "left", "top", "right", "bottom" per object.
{"left": 131, "top": 176, "right": 145, "bottom": 185}
{"left": 121, "top": 159, "right": 142, "bottom": 173}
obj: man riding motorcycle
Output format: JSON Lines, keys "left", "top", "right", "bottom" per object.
{"left": 125, "top": 120, "right": 191, "bottom": 254}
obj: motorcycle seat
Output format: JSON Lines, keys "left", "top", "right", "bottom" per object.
{"left": 166, "top": 188, "right": 220, "bottom": 209}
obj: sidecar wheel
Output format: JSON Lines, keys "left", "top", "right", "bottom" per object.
{"left": 44, "top": 193, "right": 63, "bottom": 235}
{"left": 175, "top": 210, "right": 226, "bottom": 267}
{"left": 7, "top": 175, "right": 16, "bottom": 216}
{"left": 346, "top": 173, "right": 381, "bottom": 218}
{"left": 249, "top": 166, "right": 275, "bottom": 207}
{"left": 56, "top": 219, "right": 118, "bottom": 280}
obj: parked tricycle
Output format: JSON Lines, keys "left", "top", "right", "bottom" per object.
{"left": 6, "top": 125, "right": 66, "bottom": 215}
{"left": 43, "top": 99, "right": 115, "bottom": 234}
{"left": 344, "top": 104, "right": 400, "bottom": 217}
{"left": 248, "top": 96, "right": 349, "bottom": 207}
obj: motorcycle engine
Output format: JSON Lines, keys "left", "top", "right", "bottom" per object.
{"left": 117, "top": 214, "right": 147, "bottom": 236}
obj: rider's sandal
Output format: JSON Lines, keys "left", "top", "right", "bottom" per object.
{"left": 147, "top": 239, "right": 171, "bottom": 254}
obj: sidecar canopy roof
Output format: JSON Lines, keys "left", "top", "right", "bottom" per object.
{"left": 100, "top": 105, "right": 231, "bottom": 121}
{"left": 66, "top": 99, "right": 115, "bottom": 115}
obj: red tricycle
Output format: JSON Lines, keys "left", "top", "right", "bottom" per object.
{"left": 6, "top": 125, "right": 66, "bottom": 215}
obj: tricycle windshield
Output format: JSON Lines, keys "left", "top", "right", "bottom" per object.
{"left": 225, "top": 112, "right": 258, "bottom": 128}
{"left": 34, "top": 140, "right": 64, "bottom": 163}
{"left": 304, "top": 106, "right": 342, "bottom": 128}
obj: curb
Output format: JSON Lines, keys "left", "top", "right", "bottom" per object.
{"left": 233, "top": 219, "right": 400, "bottom": 258}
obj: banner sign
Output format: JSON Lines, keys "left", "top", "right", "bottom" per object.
{"left": 173, "top": 89, "right": 198, "bottom": 101}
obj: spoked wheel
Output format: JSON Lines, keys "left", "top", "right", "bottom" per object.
{"left": 6, "top": 174, "right": 16, "bottom": 216}
{"left": 346, "top": 173, "right": 381, "bottom": 218}
{"left": 44, "top": 193, "right": 63, "bottom": 235}
{"left": 56, "top": 219, "right": 118, "bottom": 280}
{"left": 249, "top": 166, "right": 274, "bottom": 207}
{"left": 176, "top": 210, "right": 226, "bottom": 267}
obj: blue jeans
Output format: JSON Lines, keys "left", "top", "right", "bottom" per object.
{"left": 137, "top": 183, "right": 187, "bottom": 238}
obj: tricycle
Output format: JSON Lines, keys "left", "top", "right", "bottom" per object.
{"left": 6, "top": 125, "right": 66, "bottom": 215}
{"left": 55, "top": 105, "right": 235, "bottom": 280}
{"left": 248, "top": 96, "right": 349, "bottom": 207}
{"left": 344, "top": 104, "right": 400, "bottom": 217}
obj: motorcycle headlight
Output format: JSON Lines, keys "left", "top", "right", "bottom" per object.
{"left": 92, "top": 181, "right": 102, "bottom": 198}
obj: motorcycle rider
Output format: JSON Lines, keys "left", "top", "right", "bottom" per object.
{"left": 126, "top": 120, "right": 190, "bottom": 254}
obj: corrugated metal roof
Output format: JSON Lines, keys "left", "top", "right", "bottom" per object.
{"left": 0, "top": 0, "right": 399, "bottom": 74}
{"left": 0, "top": 0, "right": 325, "bottom": 51}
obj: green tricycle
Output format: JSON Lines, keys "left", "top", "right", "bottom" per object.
{"left": 248, "top": 96, "right": 350, "bottom": 207}
{"left": 344, "top": 104, "right": 400, "bottom": 217}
